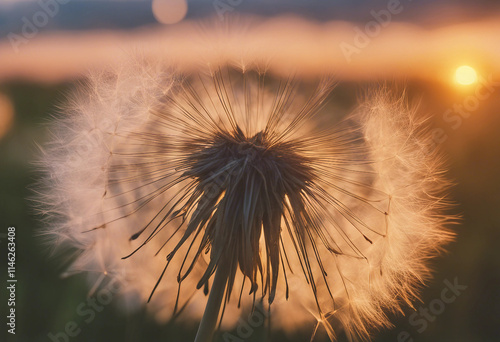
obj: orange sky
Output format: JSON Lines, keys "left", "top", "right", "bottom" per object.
{"left": 0, "top": 15, "right": 499, "bottom": 83}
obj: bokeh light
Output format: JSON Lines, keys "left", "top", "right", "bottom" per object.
{"left": 0, "top": 92, "right": 14, "bottom": 140}
{"left": 152, "top": 0, "right": 188, "bottom": 25}
{"left": 455, "top": 65, "right": 478, "bottom": 85}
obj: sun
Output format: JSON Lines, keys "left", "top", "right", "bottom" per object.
{"left": 455, "top": 65, "right": 478, "bottom": 85}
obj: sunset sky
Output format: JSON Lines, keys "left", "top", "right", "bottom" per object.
{"left": 0, "top": 0, "right": 499, "bottom": 84}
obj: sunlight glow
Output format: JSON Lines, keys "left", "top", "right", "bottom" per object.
{"left": 455, "top": 65, "right": 478, "bottom": 85}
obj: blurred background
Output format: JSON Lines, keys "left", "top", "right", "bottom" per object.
{"left": 0, "top": 0, "right": 499, "bottom": 341}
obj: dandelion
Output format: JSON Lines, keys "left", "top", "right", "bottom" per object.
{"left": 37, "top": 59, "right": 454, "bottom": 341}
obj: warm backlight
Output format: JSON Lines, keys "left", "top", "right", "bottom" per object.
{"left": 455, "top": 65, "right": 478, "bottom": 85}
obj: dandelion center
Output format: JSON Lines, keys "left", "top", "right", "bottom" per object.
{"left": 178, "top": 126, "right": 315, "bottom": 303}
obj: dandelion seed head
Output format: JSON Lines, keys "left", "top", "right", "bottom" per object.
{"left": 36, "top": 57, "right": 454, "bottom": 341}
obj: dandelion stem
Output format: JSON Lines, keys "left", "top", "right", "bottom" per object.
{"left": 194, "top": 259, "right": 229, "bottom": 342}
